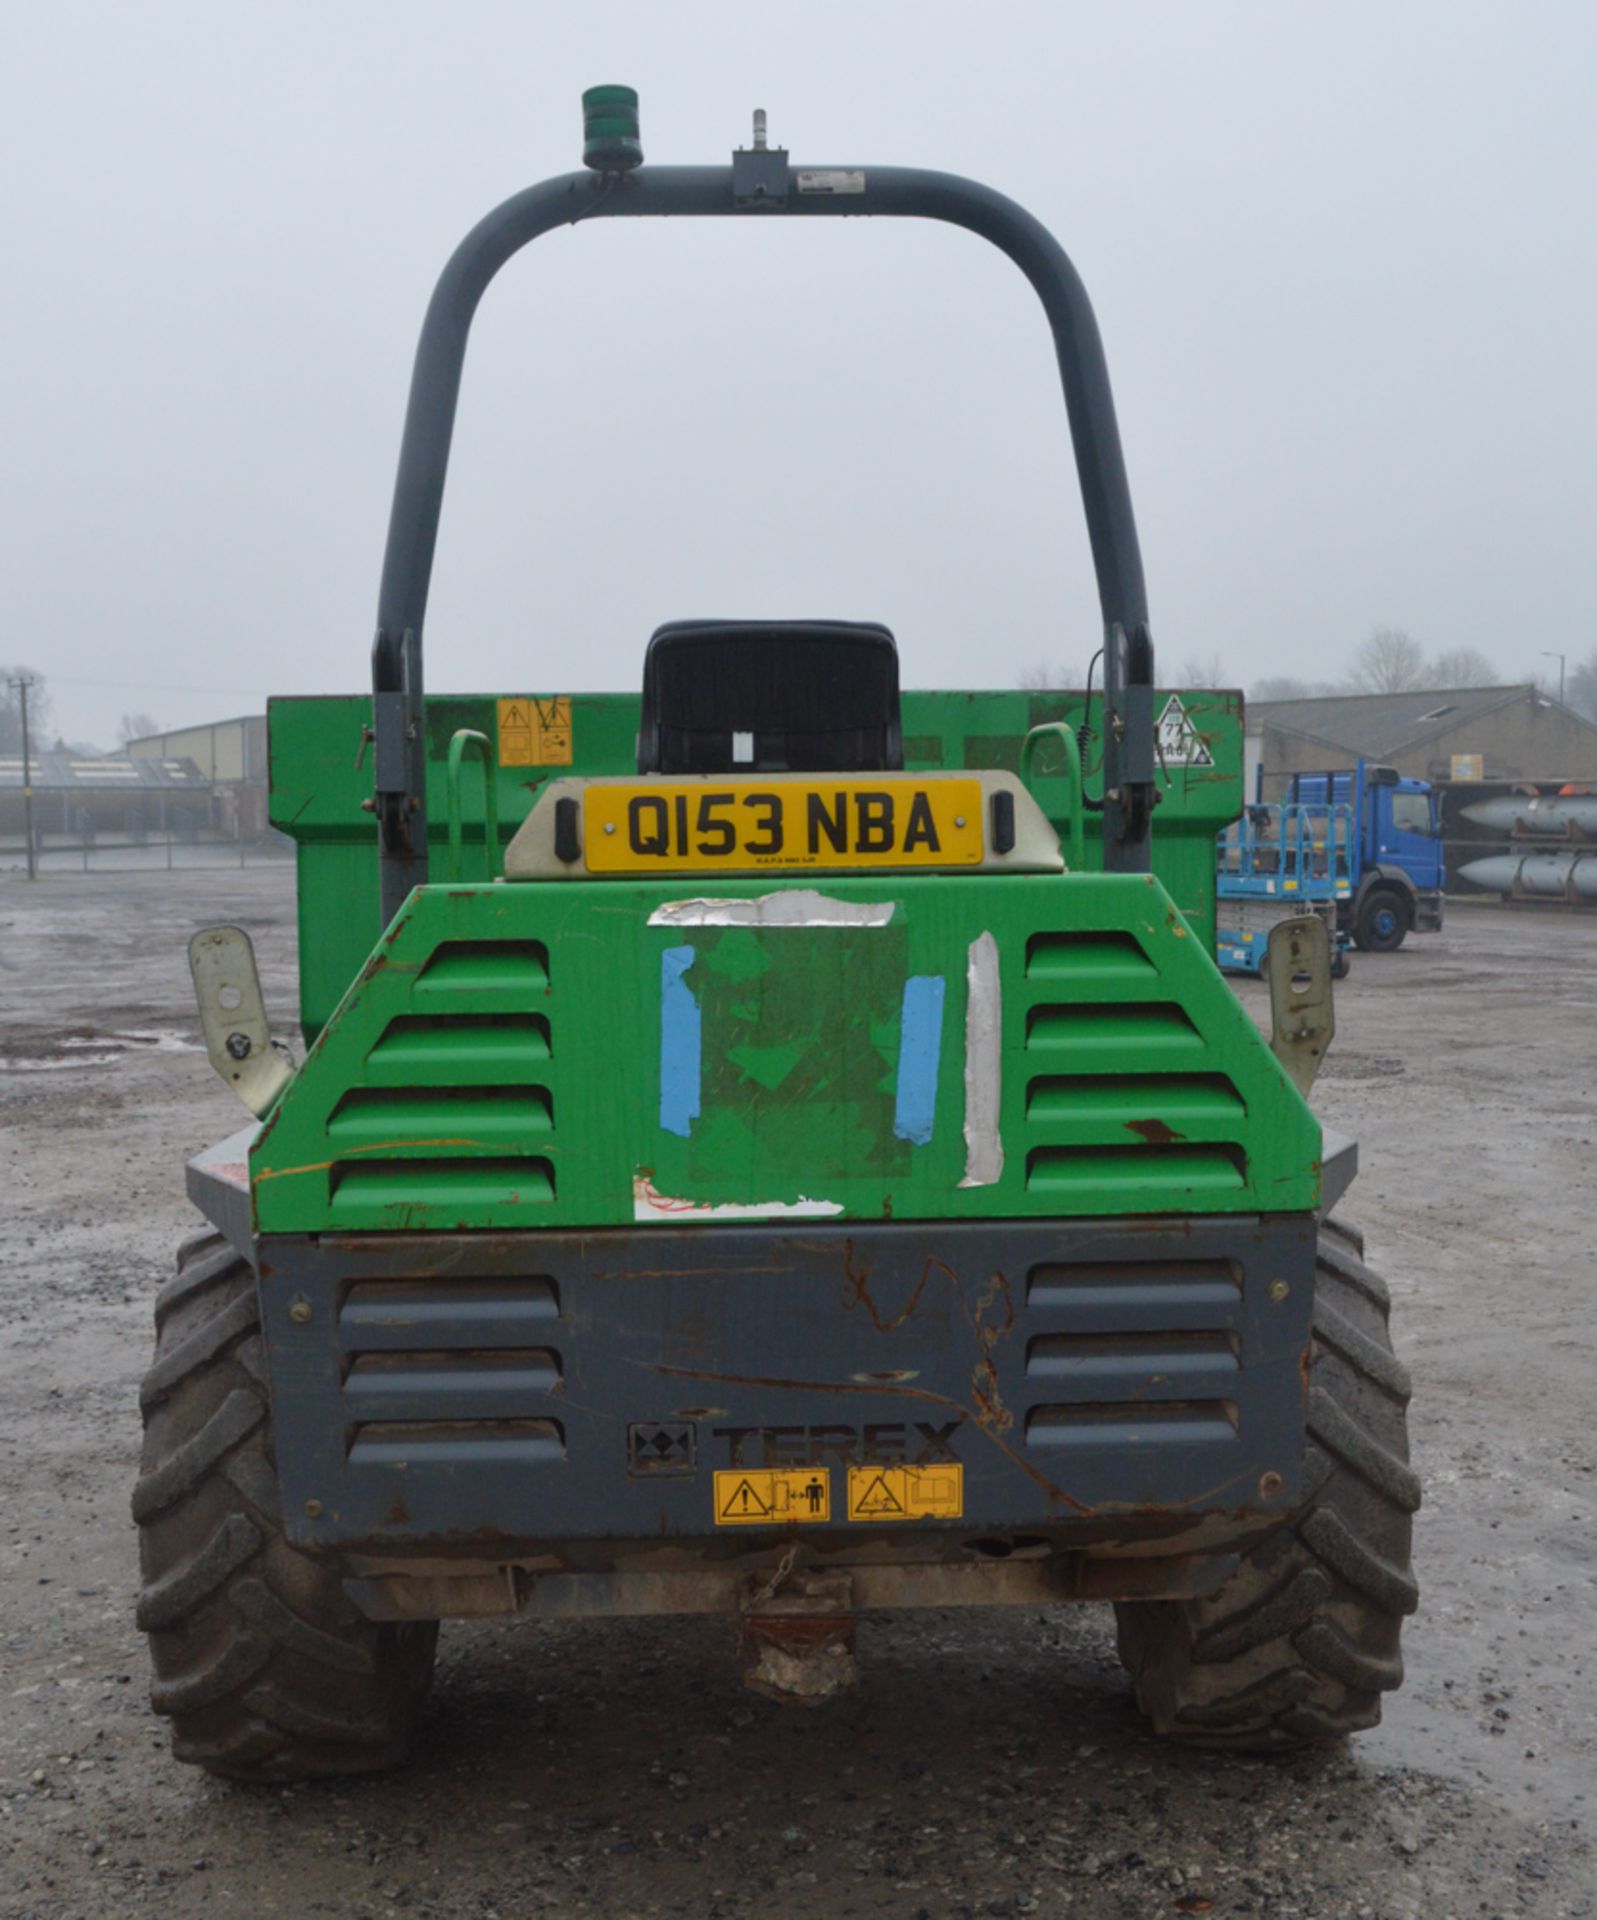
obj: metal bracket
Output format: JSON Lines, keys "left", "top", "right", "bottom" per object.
{"left": 371, "top": 689, "right": 412, "bottom": 793}
{"left": 371, "top": 626, "right": 428, "bottom": 929}
{"left": 733, "top": 108, "right": 788, "bottom": 206}
{"left": 1266, "top": 914, "right": 1335, "bottom": 1097}
{"left": 188, "top": 926, "right": 294, "bottom": 1117}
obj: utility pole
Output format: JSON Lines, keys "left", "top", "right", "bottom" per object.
{"left": 1542, "top": 650, "right": 1567, "bottom": 704}
{"left": 6, "top": 673, "right": 37, "bottom": 880}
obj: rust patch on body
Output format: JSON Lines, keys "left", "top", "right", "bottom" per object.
{"left": 1126, "top": 1117, "right": 1186, "bottom": 1145}
{"left": 968, "top": 1268, "right": 1016, "bottom": 1435}
{"left": 256, "top": 1137, "right": 486, "bottom": 1182}
{"left": 837, "top": 1242, "right": 1017, "bottom": 1435}
{"left": 838, "top": 1240, "right": 939, "bottom": 1333}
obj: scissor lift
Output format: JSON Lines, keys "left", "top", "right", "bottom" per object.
{"left": 1217, "top": 800, "right": 1355, "bottom": 978}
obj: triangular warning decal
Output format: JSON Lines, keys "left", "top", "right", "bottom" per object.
{"left": 719, "top": 1477, "right": 772, "bottom": 1519}
{"left": 500, "top": 702, "right": 528, "bottom": 730}
{"left": 1156, "top": 694, "right": 1215, "bottom": 768}
{"left": 852, "top": 1472, "right": 906, "bottom": 1515}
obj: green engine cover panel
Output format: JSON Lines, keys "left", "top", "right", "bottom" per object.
{"left": 250, "top": 869, "right": 1320, "bottom": 1234}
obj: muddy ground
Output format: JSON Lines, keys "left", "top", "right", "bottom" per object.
{"left": 1, "top": 869, "right": 1593, "bottom": 1919}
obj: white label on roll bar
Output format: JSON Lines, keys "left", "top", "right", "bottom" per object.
{"left": 797, "top": 170, "right": 866, "bottom": 195}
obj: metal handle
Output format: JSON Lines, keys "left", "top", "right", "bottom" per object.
{"left": 445, "top": 729, "right": 500, "bottom": 883}
{"left": 1020, "top": 723, "right": 1086, "bottom": 869}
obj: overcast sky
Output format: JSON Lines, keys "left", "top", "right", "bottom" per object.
{"left": 4, "top": 1, "right": 1593, "bottom": 747}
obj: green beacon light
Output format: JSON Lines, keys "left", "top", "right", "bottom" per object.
{"left": 582, "top": 85, "right": 643, "bottom": 173}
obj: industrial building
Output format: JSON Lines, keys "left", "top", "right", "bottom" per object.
{"left": 124, "top": 714, "right": 270, "bottom": 837}
{"left": 1251, "top": 684, "right": 1597, "bottom": 786}
{"left": 0, "top": 749, "right": 211, "bottom": 851}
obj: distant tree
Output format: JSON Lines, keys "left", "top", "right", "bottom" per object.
{"left": 0, "top": 667, "right": 53, "bottom": 755}
{"left": 1249, "top": 675, "right": 1343, "bottom": 702}
{"left": 1349, "top": 627, "right": 1428, "bottom": 694}
{"left": 1567, "top": 650, "right": 1597, "bottom": 724}
{"left": 117, "top": 711, "right": 160, "bottom": 746}
{"left": 1429, "top": 647, "right": 1500, "bottom": 688}
{"left": 1017, "top": 662, "right": 1083, "bottom": 691}
{"left": 1179, "top": 654, "right": 1229, "bottom": 689}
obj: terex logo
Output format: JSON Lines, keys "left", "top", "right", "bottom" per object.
{"left": 713, "top": 1421, "right": 962, "bottom": 1468}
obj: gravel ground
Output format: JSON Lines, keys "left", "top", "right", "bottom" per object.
{"left": 1, "top": 869, "right": 1593, "bottom": 1919}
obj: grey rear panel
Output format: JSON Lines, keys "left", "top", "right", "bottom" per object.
{"left": 256, "top": 1217, "right": 1316, "bottom": 1558}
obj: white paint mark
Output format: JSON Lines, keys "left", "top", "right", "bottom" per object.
{"left": 958, "top": 931, "right": 1004, "bottom": 1188}
{"left": 732, "top": 731, "right": 755, "bottom": 763}
{"left": 633, "top": 1175, "right": 844, "bottom": 1223}
{"left": 647, "top": 891, "right": 896, "bottom": 929}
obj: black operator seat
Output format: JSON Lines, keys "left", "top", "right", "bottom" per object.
{"left": 637, "top": 620, "right": 903, "bottom": 776}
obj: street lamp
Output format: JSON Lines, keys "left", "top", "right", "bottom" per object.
{"left": 1542, "top": 651, "right": 1567, "bottom": 703}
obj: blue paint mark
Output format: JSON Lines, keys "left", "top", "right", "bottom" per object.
{"left": 659, "top": 945, "right": 702, "bottom": 1138}
{"left": 893, "top": 974, "right": 946, "bottom": 1145}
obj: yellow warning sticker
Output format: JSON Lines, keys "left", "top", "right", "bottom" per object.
{"left": 498, "top": 696, "right": 573, "bottom": 767}
{"left": 846, "top": 1463, "right": 964, "bottom": 1522}
{"left": 713, "top": 1468, "right": 831, "bottom": 1526}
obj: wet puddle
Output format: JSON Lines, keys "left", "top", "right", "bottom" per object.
{"left": 0, "top": 1027, "right": 202, "bottom": 1072}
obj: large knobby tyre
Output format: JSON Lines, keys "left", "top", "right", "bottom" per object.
{"left": 1353, "top": 888, "right": 1410, "bottom": 953}
{"left": 133, "top": 1230, "right": 438, "bottom": 1780}
{"left": 1114, "top": 1217, "right": 1419, "bottom": 1750}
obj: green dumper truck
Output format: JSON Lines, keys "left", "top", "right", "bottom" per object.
{"left": 134, "top": 91, "right": 1418, "bottom": 1779}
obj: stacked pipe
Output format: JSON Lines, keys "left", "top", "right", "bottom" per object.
{"left": 1458, "top": 789, "right": 1597, "bottom": 901}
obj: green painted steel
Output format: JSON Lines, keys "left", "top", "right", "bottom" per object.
{"left": 269, "top": 688, "right": 1244, "bottom": 1043}
{"left": 249, "top": 866, "right": 1319, "bottom": 1235}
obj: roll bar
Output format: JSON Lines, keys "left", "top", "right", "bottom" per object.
{"left": 371, "top": 112, "right": 1157, "bottom": 926}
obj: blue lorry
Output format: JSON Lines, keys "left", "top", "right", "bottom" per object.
{"left": 1217, "top": 760, "right": 1444, "bottom": 973}
{"left": 1287, "top": 762, "right": 1445, "bottom": 951}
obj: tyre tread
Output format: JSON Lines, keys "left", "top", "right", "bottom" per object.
{"left": 155, "top": 1235, "right": 240, "bottom": 1329}
{"left": 1115, "top": 1222, "right": 1417, "bottom": 1751}
{"left": 1306, "top": 1384, "right": 1422, "bottom": 1513}
{"left": 1312, "top": 1296, "right": 1412, "bottom": 1402}
{"left": 131, "top": 1388, "right": 262, "bottom": 1523}
{"left": 135, "top": 1512, "right": 261, "bottom": 1630}
{"left": 139, "top": 1288, "right": 259, "bottom": 1408}
{"left": 134, "top": 1226, "right": 436, "bottom": 1780}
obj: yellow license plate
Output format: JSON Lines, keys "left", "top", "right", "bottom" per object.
{"left": 582, "top": 778, "right": 985, "bottom": 873}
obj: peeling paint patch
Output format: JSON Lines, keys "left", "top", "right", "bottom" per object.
{"left": 647, "top": 892, "right": 896, "bottom": 929}
{"left": 659, "top": 946, "right": 701, "bottom": 1138}
{"left": 893, "top": 975, "right": 946, "bottom": 1145}
{"left": 632, "top": 1175, "right": 844, "bottom": 1222}
{"left": 958, "top": 931, "right": 1004, "bottom": 1188}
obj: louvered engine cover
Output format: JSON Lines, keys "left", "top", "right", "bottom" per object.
{"left": 248, "top": 871, "right": 1321, "bottom": 1233}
